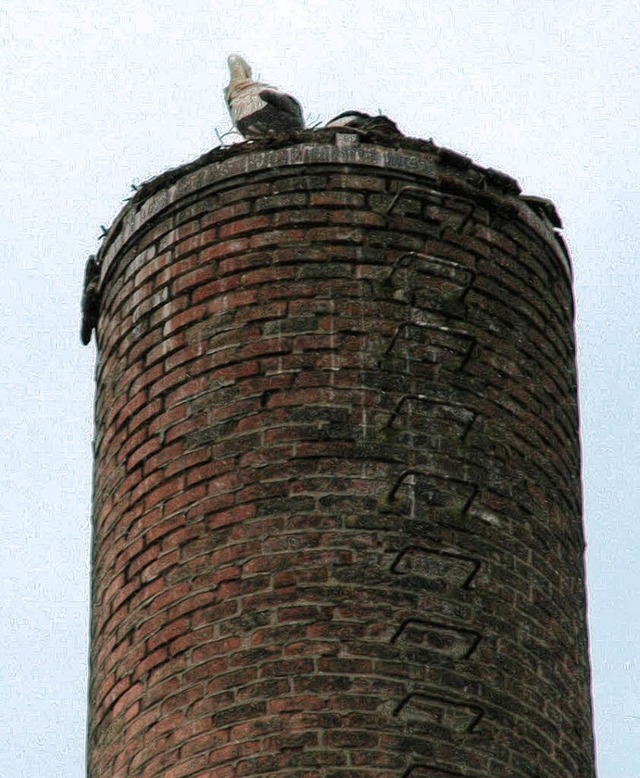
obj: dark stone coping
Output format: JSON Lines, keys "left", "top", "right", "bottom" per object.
{"left": 96, "top": 129, "right": 571, "bottom": 284}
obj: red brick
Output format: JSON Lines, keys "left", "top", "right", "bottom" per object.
{"left": 88, "top": 140, "right": 593, "bottom": 778}
{"left": 143, "top": 441, "right": 185, "bottom": 478}
{"left": 171, "top": 264, "right": 217, "bottom": 295}
{"left": 219, "top": 215, "right": 271, "bottom": 238}
{"left": 148, "top": 404, "right": 188, "bottom": 436}
{"left": 162, "top": 304, "right": 208, "bottom": 337}
{"left": 249, "top": 227, "right": 305, "bottom": 248}
{"left": 158, "top": 220, "right": 201, "bottom": 253}
{"left": 199, "top": 237, "right": 251, "bottom": 262}
{"left": 205, "top": 200, "right": 251, "bottom": 224}
{"left": 140, "top": 548, "right": 180, "bottom": 583}
{"left": 133, "top": 250, "right": 174, "bottom": 288}
{"left": 186, "top": 458, "right": 236, "bottom": 487}
{"left": 147, "top": 366, "right": 188, "bottom": 400}
{"left": 208, "top": 503, "right": 255, "bottom": 529}
{"left": 164, "top": 342, "right": 208, "bottom": 372}
{"left": 165, "top": 376, "right": 208, "bottom": 408}
{"left": 143, "top": 333, "right": 186, "bottom": 370}
{"left": 174, "top": 228, "right": 217, "bottom": 259}
{"left": 164, "top": 413, "right": 207, "bottom": 444}
{"left": 112, "top": 681, "right": 143, "bottom": 717}
{"left": 129, "top": 361, "right": 163, "bottom": 397}
{"left": 218, "top": 251, "right": 270, "bottom": 277}
{"left": 146, "top": 617, "right": 190, "bottom": 652}
{"left": 164, "top": 447, "right": 209, "bottom": 478}
{"left": 128, "top": 398, "right": 163, "bottom": 435}
{"left": 310, "top": 191, "right": 365, "bottom": 207}
{"left": 115, "top": 390, "right": 147, "bottom": 430}
{"left": 191, "top": 636, "right": 243, "bottom": 665}
{"left": 162, "top": 484, "right": 207, "bottom": 518}
{"left": 201, "top": 287, "right": 258, "bottom": 311}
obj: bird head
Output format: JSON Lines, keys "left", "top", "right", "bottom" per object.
{"left": 225, "top": 54, "right": 256, "bottom": 103}
{"left": 227, "top": 54, "right": 252, "bottom": 81}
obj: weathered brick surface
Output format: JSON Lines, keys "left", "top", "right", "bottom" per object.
{"left": 88, "top": 134, "right": 595, "bottom": 777}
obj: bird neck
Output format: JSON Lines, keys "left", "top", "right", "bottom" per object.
{"left": 226, "top": 78, "right": 267, "bottom": 101}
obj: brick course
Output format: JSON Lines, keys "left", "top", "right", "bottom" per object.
{"left": 87, "top": 132, "right": 595, "bottom": 777}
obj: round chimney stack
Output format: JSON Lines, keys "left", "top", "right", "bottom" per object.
{"left": 86, "top": 130, "right": 596, "bottom": 777}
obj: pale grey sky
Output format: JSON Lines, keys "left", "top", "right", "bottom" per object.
{"left": 1, "top": 1, "right": 638, "bottom": 775}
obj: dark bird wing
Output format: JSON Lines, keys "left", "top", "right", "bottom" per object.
{"left": 325, "top": 111, "right": 402, "bottom": 135}
{"left": 81, "top": 254, "right": 101, "bottom": 346}
{"left": 258, "top": 89, "right": 303, "bottom": 121}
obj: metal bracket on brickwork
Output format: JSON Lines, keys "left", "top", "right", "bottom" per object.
{"left": 390, "top": 545, "right": 481, "bottom": 590}
{"left": 383, "top": 252, "right": 476, "bottom": 323}
{"left": 390, "top": 618, "right": 482, "bottom": 659}
{"left": 450, "top": 202, "right": 477, "bottom": 235}
{"left": 383, "top": 394, "right": 477, "bottom": 442}
{"left": 385, "top": 468, "right": 479, "bottom": 516}
{"left": 384, "top": 184, "right": 478, "bottom": 236}
{"left": 401, "top": 765, "right": 468, "bottom": 777}
{"left": 384, "top": 184, "right": 440, "bottom": 218}
{"left": 456, "top": 337, "right": 477, "bottom": 372}
{"left": 393, "top": 692, "right": 484, "bottom": 732}
{"left": 380, "top": 320, "right": 478, "bottom": 373}
{"left": 384, "top": 252, "right": 477, "bottom": 302}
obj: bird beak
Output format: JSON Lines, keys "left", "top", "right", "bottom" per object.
{"left": 227, "top": 54, "right": 251, "bottom": 80}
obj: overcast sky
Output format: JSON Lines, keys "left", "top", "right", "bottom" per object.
{"left": 1, "top": 1, "right": 638, "bottom": 775}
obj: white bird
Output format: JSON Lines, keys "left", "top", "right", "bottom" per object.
{"left": 224, "top": 54, "right": 304, "bottom": 138}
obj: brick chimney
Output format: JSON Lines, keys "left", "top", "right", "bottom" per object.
{"left": 85, "top": 130, "right": 596, "bottom": 777}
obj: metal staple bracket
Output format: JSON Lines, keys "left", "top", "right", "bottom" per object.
{"left": 386, "top": 468, "right": 479, "bottom": 516}
{"left": 381, "top": 321, "right": 478, "bottom": 374}
{"left": 390, "top": 618, "right": 482, "bottom": 659}
{"left": 401, "top": 765, "right": 468, "bottom": 777}
{"left": 385, "top": 184, "right": 482, "bottom": 239}
{"left": 383, "top": 394, "right": 477, "bottom": 441}
{"left": 384, "top": 251, "right": 476, "bottom": 289}
{"left": 390, "top": 546, "right": 481, "bottom": 590}
{"left": 393, "top": 692, "right": 485, "bottom": 732}
{"left": 384, "top": 184, "right": 441, "bottom": 217}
